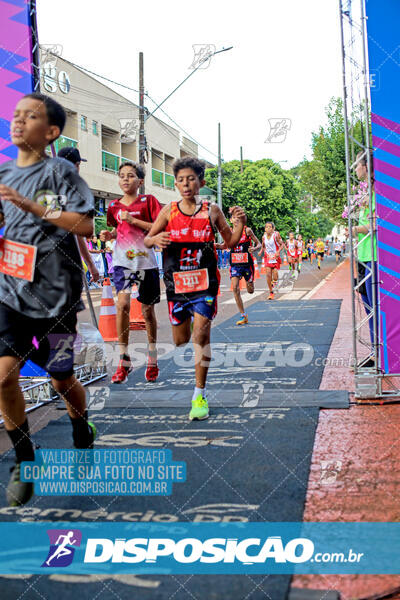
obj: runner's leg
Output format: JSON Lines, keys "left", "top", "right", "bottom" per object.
{"left": 266, "top": 267, "right": 273, "bottom": 292}
{"left": 192, "top": 312, "right": 212, "bottom": 390}
{"left": 112, "top": 290, "right": 132, "bottom": 383}
{"left": 141, "top": 303, "right": 159, "bottom": 381}
{"left": 232, "top": 277, "right": 244, "bottom": 314}
{"left": 246, "top": 280, "right": 254, "bottom": 294}
{"left": 52, "top": 375, "right": 95, "bottom": 449}
{"left": 116, "top": 291, "right": 130, "bottom": 355}
{"left": 171, "top": 319, "right": 192, "bottom": 347}
{"left": 246, "top": 263, "right": 255, "bottom": 294}
{"left": 0, "top": 357, "right": 35, "bottom": 506}
{"left": 232, "top": 276, "right": 248, "bottom": 324}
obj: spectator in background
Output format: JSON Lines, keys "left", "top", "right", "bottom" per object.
{"left": 105, "top": 237, "right": 115, "bottom": 280}
{"left": 348, "top": 149, "right": 377, "bottom": 366}
{"left": 154, "top": 247, "right": 163, "bottom": 278}
{"left": 86, "top": 235, "right": 104, "bottom": 286}
{"left": 57, "top": 146, "right": 99, "bottom": 284}
{"left": 98, "top": 231, "right": 110, "bottom": 279}
{"left": 223, "top": 248, "right": 230, "bottom": 268}
{"left": 217, "top": 247, "right": 223, "bottom": 268}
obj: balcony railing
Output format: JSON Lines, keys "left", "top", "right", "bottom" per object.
{"left": 102, "top": 150, "right": 120, "bottom": 173}
{"left": 152, "top": 168, "right": 164, "bottom": 186}
{"left": 165, "top": 173, "right": 175, "bottom": 189}
{"left": 152, "top": 168, "right": 175, "bottom": 190}
{"left": 47, "top": 135, "right": 77, "bottom": 156}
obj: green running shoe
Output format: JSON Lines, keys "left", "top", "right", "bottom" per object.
{"left": 87, "top": 421, "right": 97, "bottom": 449}
{"left": 6, "top": 462, "right": 34, "bottom": 507}
{"left": 189, "top": 395, "right": 209, "bottom": 421}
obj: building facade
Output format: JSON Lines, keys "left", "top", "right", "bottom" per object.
{"left": 39, "top": 50, "right": 199, "bottom": 213}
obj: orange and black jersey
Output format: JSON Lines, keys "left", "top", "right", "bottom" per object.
{"left": 163, "top": 200, "right": 220, "bottom": 301}
{"left": 229, "top": 227, "right": 253, "bottom": 266}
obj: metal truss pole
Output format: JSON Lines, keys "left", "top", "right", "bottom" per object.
{"left": 360, "top": 0, "right": 380, "bottom": 373}
{"left": 339, "top": 0, "right": 358, "bottom": 376}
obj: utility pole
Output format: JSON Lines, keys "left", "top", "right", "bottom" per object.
{"left": 139, "top": 52, "right": 145, "bottom": 194}
{"left": 240, "top": 146, "right": 243, "bottom": 173}
{"left": 217, "top": 123, "right": 222, "bottom": 211}
{"left": 217, "top": 123, "right": 223, "bottom": 243}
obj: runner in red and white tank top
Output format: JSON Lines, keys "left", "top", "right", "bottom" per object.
{"left": 259, "top": 221, "right": 284, "bottom": 300}
{"left": 286, "top": 232, "right": 299, "bottom": 275}
{"left": 296, "top": 234, "right": 304, "bottom": 273}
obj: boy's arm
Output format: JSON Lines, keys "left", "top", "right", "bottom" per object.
{"left": 258, "top": 235, "right": 265, "bottom": 256}
{"left": 122, "top": 214, "right": 152, "bottom": 231}
{"left": 247, "top": 228, "right": 261, "bottom": 252}
{"left": 144, "top": 204, "right": 171, "bottom": 249}
{"left": 0, "top": 184, "right": 93, "bottom": 236}
{"left": 127, "top": 194, "right": 162, "bottom": 232}
{"left": 211, "top": 205, "right": 246, "bottom": 248}
{"left": 215, "top": 242, "right": 227, "bottom": 250}
{"left": 276, "top": 232, "right": 284, "bottom": 251}
{"left": 275, "top": 233, "right": 284, "bottom": 258}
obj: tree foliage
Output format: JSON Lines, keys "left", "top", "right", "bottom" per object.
{"left": 298, "top": 97, "right": 364, "bottom": 222}
{"left": 205, "top": 159, "right": 301, "bottom": 240}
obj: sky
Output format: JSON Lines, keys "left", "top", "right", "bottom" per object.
{"left": 36, "top": 0, "right": 343, "bottom": 168}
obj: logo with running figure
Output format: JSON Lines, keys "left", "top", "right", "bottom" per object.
{"left": 189, "top": 44, "right": 216, "bottom": 69}
{"left": 265, "top": 118, "right": 291, "bottom": 143}
{"left": 42, "top": 529, "right": 82, "bottom": 567}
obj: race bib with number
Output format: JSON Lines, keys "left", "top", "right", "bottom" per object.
{"left": 231, "top": 252, "right": 248, "bottom": 264}
{"left": 267, "top": 252, "right": 277, "bottom": 263}
{"left": 173, "top": 269, "right": 209, "bottom": 294}
{"left": 0, "top": 238, "right": 37, "bottom": 281}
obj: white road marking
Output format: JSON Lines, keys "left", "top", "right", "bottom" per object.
{"left": 222, "top": 291, "right": 265, "bottom": 305}
{"left": 278, "top": 290, "right": 307, "bottom": 300}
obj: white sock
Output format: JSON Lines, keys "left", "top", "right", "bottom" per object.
{"left": 193, "top": 386, "right": 205, "bottom": 401}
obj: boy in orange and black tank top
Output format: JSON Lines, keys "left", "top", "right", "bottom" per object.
{"left": 216, "top": 219, "right": 260, "bottom": 324}
{"left": 145, "top": 157, "right": 246, "bottom": 421}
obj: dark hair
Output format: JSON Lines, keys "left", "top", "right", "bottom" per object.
{"left": 23, "top": 93, "right": 66, "bottom": 139}
{"left": 356, "top": 149, "right": 374, "bottom": 182}
{"left": 119, "top": 161, "right": 145, "bottom": 179}
{"left": 173, "top": 156, "right": 206, "bottom": 180}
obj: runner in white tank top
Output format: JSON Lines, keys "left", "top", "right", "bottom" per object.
{"left": 285, "top": 232, "right": 299, "bottom": 276}
{"left": 296, "top": 234, "right": 304, "bottom": 273}
{"left": 259, "top": 221, "right": 284, "bottom": 300}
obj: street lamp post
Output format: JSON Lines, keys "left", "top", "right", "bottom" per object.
{"left": 144, "top": 47, "right": 233, "bottom": 123}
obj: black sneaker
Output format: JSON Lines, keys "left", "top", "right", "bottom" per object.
{"left": 74, "top": 421, "right": 97, "bottom": 449}
{"left": 6, "top": 463, "right": 34, "bottom": 507}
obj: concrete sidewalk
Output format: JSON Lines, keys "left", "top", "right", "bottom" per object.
{"left": 292, "top": 259, "right": 400, "bottom": 600}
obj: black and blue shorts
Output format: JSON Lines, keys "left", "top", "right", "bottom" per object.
{"left": 229, "top": 264, "right": 254, "bottom": 282}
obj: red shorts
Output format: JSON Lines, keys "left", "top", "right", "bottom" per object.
{"left": 265, "top": 256, "right": 281, "bottom": 270}
{"left": 287, "top": 252, "right": 297, "bottom": 262}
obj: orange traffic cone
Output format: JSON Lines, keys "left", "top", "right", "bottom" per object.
{"left": 283, "top": 254, "right": 288, "bottom": 266}
{"left": 261, "top": 255, "right": 266, "bottom": 274}
{"left": 254, "top": 260, "right": 261, "bottom": 279}
{"left": 98, "top": 278, "right": 118, "bottom": 341}
{"left": 129, "top": 285, "right": 146, "bottom": 330}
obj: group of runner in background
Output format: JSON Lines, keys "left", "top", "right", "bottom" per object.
{"left": 220, "top": 221, "right": 347, "bottom": 330}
